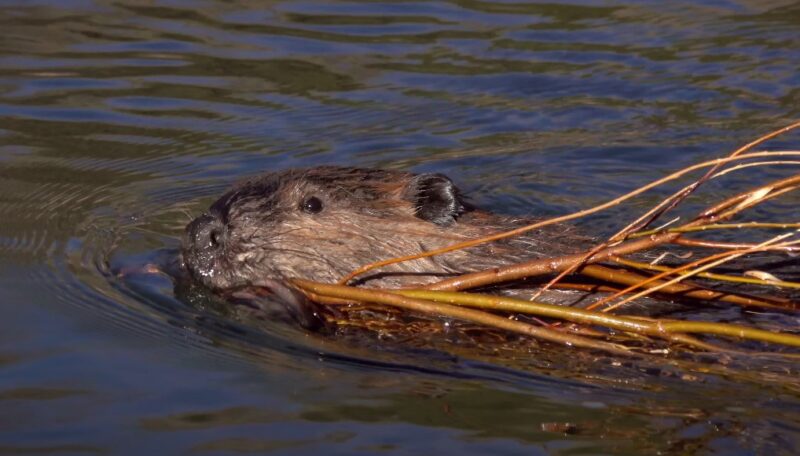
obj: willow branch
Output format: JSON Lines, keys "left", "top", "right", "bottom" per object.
{"left": 424, "top": 232, "right": 679, "bottom": 292}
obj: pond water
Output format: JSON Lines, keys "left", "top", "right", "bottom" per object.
{"left": 1, "top": 1, "right": 799, "bottom": 454}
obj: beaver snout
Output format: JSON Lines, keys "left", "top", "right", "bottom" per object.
{"left": 187, "top": 213, "right": 225, "bottom": 250}
{"left": 183, "top": 213, "right": 229, "bottom": 287}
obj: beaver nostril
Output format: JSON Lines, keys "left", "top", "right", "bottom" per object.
{"left": 209, "top": 228, "right": 221, "bottom": 248}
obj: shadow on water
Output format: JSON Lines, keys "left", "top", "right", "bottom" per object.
{"left": 0, "top": 0, "right": 799, "bottom": 454}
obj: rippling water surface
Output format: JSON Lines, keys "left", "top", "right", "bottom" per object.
{"left": 1, "top": 1, "right": 799, "bottom": 454}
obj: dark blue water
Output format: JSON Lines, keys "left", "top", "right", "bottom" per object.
{"left": 1, "top": 1, "right": 799, "bottom": 454}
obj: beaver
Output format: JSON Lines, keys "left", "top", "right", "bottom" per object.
{"left": 182, "top": 166, "right": 596, "bottom": 329}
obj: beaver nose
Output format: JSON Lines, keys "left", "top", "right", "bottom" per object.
{"left": 187, "top": 213, "right": 224, "bottom": 250}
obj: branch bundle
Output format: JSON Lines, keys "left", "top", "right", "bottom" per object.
{"left": 292, "top": 121, "right": 800, "bottom": 361}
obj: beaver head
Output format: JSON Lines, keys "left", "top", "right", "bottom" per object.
{"left": 182, "top": 166, "right": 580, "bottom": 293}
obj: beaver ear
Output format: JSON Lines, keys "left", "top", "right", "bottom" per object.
{"left": 404, "top": 173, "right": 467, "bottom": 226}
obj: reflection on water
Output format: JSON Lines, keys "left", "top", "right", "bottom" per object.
{"left": 0, "top": 0, "right": 799, "bottom": 454}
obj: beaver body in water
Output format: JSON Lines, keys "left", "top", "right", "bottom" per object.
{"left": 182, "top": 166, "right": 598, "bottom": 328}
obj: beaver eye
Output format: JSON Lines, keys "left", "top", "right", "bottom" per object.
{"left": 301, "top": 196, "right": 323, "bottom": 214}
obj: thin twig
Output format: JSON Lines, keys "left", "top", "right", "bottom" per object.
{"left": 634, "top": 222, "right": 800, "bottom": 238}
{"left": 611, "top": 256, "right": 800, "bottom": 291}
{"left": 673, "top": 237, "right": 800, "bottom": 252}
{"left": 580, "top": 264, "right": 789, "bottom": 309}
{"left": 595, "top": 234, "right": 800, "bottom": 313}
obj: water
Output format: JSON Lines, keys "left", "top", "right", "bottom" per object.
{"left": 1, "top": 0, "right": 799, "bottom": 454}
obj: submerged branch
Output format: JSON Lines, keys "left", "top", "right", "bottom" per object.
{"left": 390, "top": 290, "right": 800, "bottom": 350}
{"left": 292, "top": 279, "right": 635, "bottom": 356}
